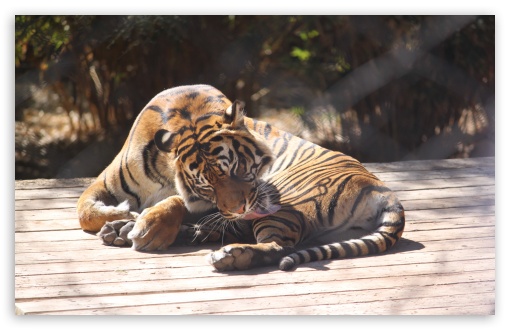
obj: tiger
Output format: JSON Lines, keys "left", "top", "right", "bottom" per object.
{"left": 77, "top": 84, "right": 405, "bottom": 271}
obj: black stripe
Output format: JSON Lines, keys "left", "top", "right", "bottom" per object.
{"left": 197, "top": 124, "right": 215, "bottom": 135}
{"left": 180, "top": 143, "right": 199, "bottom": 163}
{"left": 242, "top": 145, "right": 255, "bottom": 162}
{"left": 150, "top": 144, "right": 173, "bottom": 186}
{"left": 125, "top": 162, "right": 139, "bottom": 186}
{"left": 350, "top": 186, "right": 391, "bottom": 215}
{"left": 317, "top": 246, "right": 329, "bottom": 260}
{"left": 232, "top": 139, "right": 241, "bottom": 151}
{"left": 264, "top": 123, "right": 271, "bottom": 139}
{"left": 328, "top": 244, "right": 341, "bottom": 259}
{"left": 211, "top": 146, "right": 223, "bottom": 156}
{"left": 147, "top": 139, "right": 172, "bottom": 186}
{"left": 352, "top": 241, "right": 362, "bottom": 256}
{"left": 327, "top": 174, "right": 355, "bottom": 225}
{"left": 376, "top": 231, "right": 395, "bottom": 250}
{"left": 381, "top": 219, "right": 405, "bottom": 228}
{"left": 178, "top": 107, "right": 191, "bottom": 120}
{"left": 256, "top": 232, "right": 291, "bottom": 243}
{"left": 253, "top": 217, "right": 301, "bottom": 235}
{"left": 274, "top": 135, "right": 289, "bottom": 159}
{"left": 317, "top": 151, "right": 350, "bottom": 165}
{"left": 361, "top": 238, "right": 379, "bottom": 254}
{"left": 287, "top": 139, "right": 307, "bottom": 165}
{"left": 103, "top": 172, "right": 118, "bottom": 204}
{"left": 195, "top": 112, "right": 223, "bottom": 125}
{"left": 200, "top": 128, "right": 218, "bottom": 141}
{"left": 147, "top": 105, "right": 168, "bottom": 123}
{"left": 178, "top": 171, "right": 194, "bottom": 196}
{"left": 317, "top": 148, "right": 330, "bottom": 158}
{"left": 307, "top": 248, "right": 319, "bottom": 261}
{"left": 119, "top": 160, "right": 141, "bottom": 208}
{"left": 204, "top": 95, "right": 227, "bottom": 104}
{"left": 383, "top": 203, "right": 405, "bottom": 214}
{"left": 340, "top": 242, "right": 353, "bottom": 257}
{"left": 142, "top": 140, "right": 164, "bottom": 186}
{"left": 186, "top": 91, "right": 199, "bottom": 99}
{"left": 313, "top": 200, "right": 324, "bottom": 226}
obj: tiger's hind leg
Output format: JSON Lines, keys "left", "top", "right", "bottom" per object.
{"left": 208, "top": 241, "right": 295, "bottom": 271}
{"left": 207, "top": 219, "right": 297, "bottom": 271}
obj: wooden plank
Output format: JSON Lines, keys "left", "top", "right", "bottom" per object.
{"left": 15, "top": 197, "right": 77, "bottom": 211}
{"left": 395, "top": 185, "right": 494, "bottom": 201}
{"left": 402, "top": 195, "right": 494, "bottom": 210}
{"left": 15, "top": 229, "right": 96, "bottom": 243}
{"left": 15, "top": 187, "right": 86, "bottom": 201}
{"left": 15, "top": 219, "right": 81, "bottom": 232}
{"left": 14, "top": 248, "right": 494, "bottom": 289}
{"left": 16, "top": 265, "right": 493, "bottom": 310}
{"left": 218, "top": 291, "right": 495, "bottom": 315}
{"left": 364, "top": 157, "right": 494, "bottom": 173}
{"left": 32, "top": 281, "right": 494, "bottom": 315}
{"left": 405, "top": 205, "right": 494, "bottom": 220}
{"left": 16, "top": 208, "right": 79, "bottom": 221}
{"left": 14, "top": 244, "right": 495, "bottom": 278}
{"left": 396, "top": 304, "right": 495, "bottom": 315}
{"left": 386, "top": 176, "right": 494, "bottom": 191}
{"left": 15, "top": 177, "right": 94, "bottom": 190}
{"left": 20, "top": 261, "right": 492, "bottom": 301}
{"left": 14, "top": 269, "right": 494, "bottom": 315}
{"left": 376, "top": 166, "right": 494, "bottom": 182}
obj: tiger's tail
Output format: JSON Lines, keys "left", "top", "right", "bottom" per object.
{"left": 278, "top": 202, "right": 405, "bottom": 271}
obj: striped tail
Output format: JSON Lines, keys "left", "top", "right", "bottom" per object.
{"left": 279, "top": 202, "right": 405, "bottom": 271}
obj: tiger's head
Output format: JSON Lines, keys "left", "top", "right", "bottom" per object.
{"left": 154, "top": 94, "right": 279, "bottom": 220}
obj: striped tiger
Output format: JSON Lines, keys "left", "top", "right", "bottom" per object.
{"left": 77, "top": 84, "right": 405, "bottom": 271}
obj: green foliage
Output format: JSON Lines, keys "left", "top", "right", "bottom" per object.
{"left": 290, "top": 47, "right": 312, "bottom": 62}
{"left": 15, "top": 16, "right": 71, "bottom": 66}
{"left": 290, "top": 106, "right": 305, "bottom": 116}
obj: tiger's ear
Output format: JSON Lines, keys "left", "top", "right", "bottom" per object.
{"left": 154, "top": 129, "right": 176, "bottom": 152}
{"left": 224, "top": 100, "right": 245, "bottom": 128}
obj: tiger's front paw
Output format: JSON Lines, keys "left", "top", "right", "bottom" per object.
{"left": 97, "top": 220, "right": 135, "bottom": 247}
{"left": 207, "top": 245, "right": 255, "bottom": 271}
{"left": 128, "top": 208, "right": 183, "bottom": 252}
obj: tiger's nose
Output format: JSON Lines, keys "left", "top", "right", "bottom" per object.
{"left": 233, "top": 203, "right": 246, "bottom": 214}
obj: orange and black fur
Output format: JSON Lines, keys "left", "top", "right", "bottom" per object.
{"left": 77, "top": 84, "right": 405, "bottom": 271}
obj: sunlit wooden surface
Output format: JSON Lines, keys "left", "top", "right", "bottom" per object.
{"left": 14, "top": 157, "right": 495, "bottom": 315}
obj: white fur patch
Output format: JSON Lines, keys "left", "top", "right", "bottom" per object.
{"left": 161, "top": 131, "right": 172, "bottom": 145}
{"left": 95, "top": 200, "right": 130, "bottom": 215}
{"left": 225, "top": 104, "right": 233, "bottom": 116}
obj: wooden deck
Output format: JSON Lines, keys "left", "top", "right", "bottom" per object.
{"left": 14, "top": 157, "right": 495, "bottom": 315}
